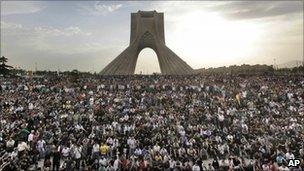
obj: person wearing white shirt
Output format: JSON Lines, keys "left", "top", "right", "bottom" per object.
{"left": 169, "top": 159, "right": 176, "bottom": 169}
{"left": 285, "top": 151, "right": 295, "bottom": 160}
{"left": 192, "top": 163, "right": 201, "bottom": 171}
{"left": 92, "top": 142, "right": 100, "bottom": 160}
{"left": 160, "top": 147, "right": 168, "bottom": 156}
{"left": 113, "top": 157, "right": 120, "bottom": 171}
{"left": 99, "top": 156, "right": 107, "bottom": 167}
{"left": 28, "top": 130, "right": 35, "bottom": 142}
{"left": 37, "top": 139, "right": 46, "bottom": 158}
{"left": 218, "top": 113, "right": 224, "bottom": 122}
{"left": 28, "top": 102, "right": 34, "bottom": 110}
{"left": 218, "top": 113, "right": 225, "bottom": 129}
{"left": 74, "top": 145, "right": 82, "bottom": 169}
{"left": 6, "top": 137, "right": 15, "bottom": 152}
{"left": 17, "top": 141, "right": 29, "bottom": 156}
{"left": 74, "top": 146, "right": 82, "bottom": 159}
{"left": 163, "top": 155, "right": 169, "bottom": 163}
{"left": 153, "top": 144, "right": 161, "bottom": 154}
{"left": 62, "top": 146, "right": 70, "bottom": 159}
{"left": 134, "top": 148, "right": 142, "bottom": 156}
{"left": 127, "top": 137, "right": 136, "bottom": 154}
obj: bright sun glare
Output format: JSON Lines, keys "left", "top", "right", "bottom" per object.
{"left": 171, "top": 11, "right": 262, "bottom": 68}
{"left": 128, "top": 10, "right": 264, "bottom": 73}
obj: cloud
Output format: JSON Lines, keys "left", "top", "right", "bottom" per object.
{"left": 1, "top": 1, "right": 45, "bottom": 15}
{"left": 147, "top": 1, "right": 302, "bottom": 21}
{"left": 1, "top": 1, "right": 302, "bottom": 71}
{"left": 1, "top": 21, "right": 105, "bottom": 57}
{"left": 1, "top": 21, "right": 23, "bottom": 29}
{"left": 1, "top": 21, "right": 93, "bottom": 53}
{"left": 34, "top": 26, "right": 92, "bottom": 37}
{"left": 79, "top": 2, "right": 123, "bottom": 16}
{"left": 1, "top": 21, "right": 91, "bottom": 37}
{"left": 95, "top": 2, "right": 122, "bottom": 13}
{"left": 209, "top": 1, "right": 303, "bottom": 20}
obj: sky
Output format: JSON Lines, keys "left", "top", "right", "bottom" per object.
{"left": 1, "top": 1, "right": 303, "bottom": 73}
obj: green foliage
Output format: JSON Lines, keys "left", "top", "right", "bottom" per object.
{"left": 0, "top": 56, "right": 13, "bottom": 77}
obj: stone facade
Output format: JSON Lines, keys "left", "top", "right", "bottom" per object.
{"left": 100, "top": 10, "right": 194, "bottom": 75}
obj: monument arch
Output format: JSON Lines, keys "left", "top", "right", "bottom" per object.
{"left": 100, "top": 10, "right": 194, "bottom": 75}
{"left": 135, "top": 47, "right": 161, "bottom": 74}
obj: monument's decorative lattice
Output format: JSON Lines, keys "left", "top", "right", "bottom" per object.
{"left": 100, "top": 10, "right": 194, "bottom": 75}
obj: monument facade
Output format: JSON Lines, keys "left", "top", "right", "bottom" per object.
{"left": 100, "top": 10, "right": 194, "bottom": 75}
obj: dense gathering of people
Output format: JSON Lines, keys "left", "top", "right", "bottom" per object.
{"left": 0, "top": 74, "right": 303, "bottom": 171}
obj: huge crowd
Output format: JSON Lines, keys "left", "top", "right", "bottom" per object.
{"left": 0, "top": 74, "right": 303, "bottom": 171}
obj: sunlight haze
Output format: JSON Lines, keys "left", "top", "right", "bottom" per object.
{"left": 1, "top": 1, "right": 303, "bottom": 73}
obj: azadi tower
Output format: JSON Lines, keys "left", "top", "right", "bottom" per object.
{"left": 100, "top": 10, "right": 194, "bottom": 75}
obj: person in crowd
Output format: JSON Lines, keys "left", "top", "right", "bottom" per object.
{"left": 52, "top": 146, "right": 61, "bottom": 171}
{"left": 0, "top": 74, "right": 303, "bottom": 170}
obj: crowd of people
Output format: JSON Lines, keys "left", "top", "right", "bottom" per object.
{"left": 0, "top": 74, "right": 303, "bottom": 171}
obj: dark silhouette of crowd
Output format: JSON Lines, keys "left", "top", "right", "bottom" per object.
{"left": 0, "top": 74, "right": 303, "bottom": 171}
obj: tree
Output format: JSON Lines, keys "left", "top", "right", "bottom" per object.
{"left": 0, "top": 56, "right": 13, "bottom": 76}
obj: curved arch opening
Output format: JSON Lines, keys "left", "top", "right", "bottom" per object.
{"left": 135, "top": 48, "right": 161, "bottom": 75}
